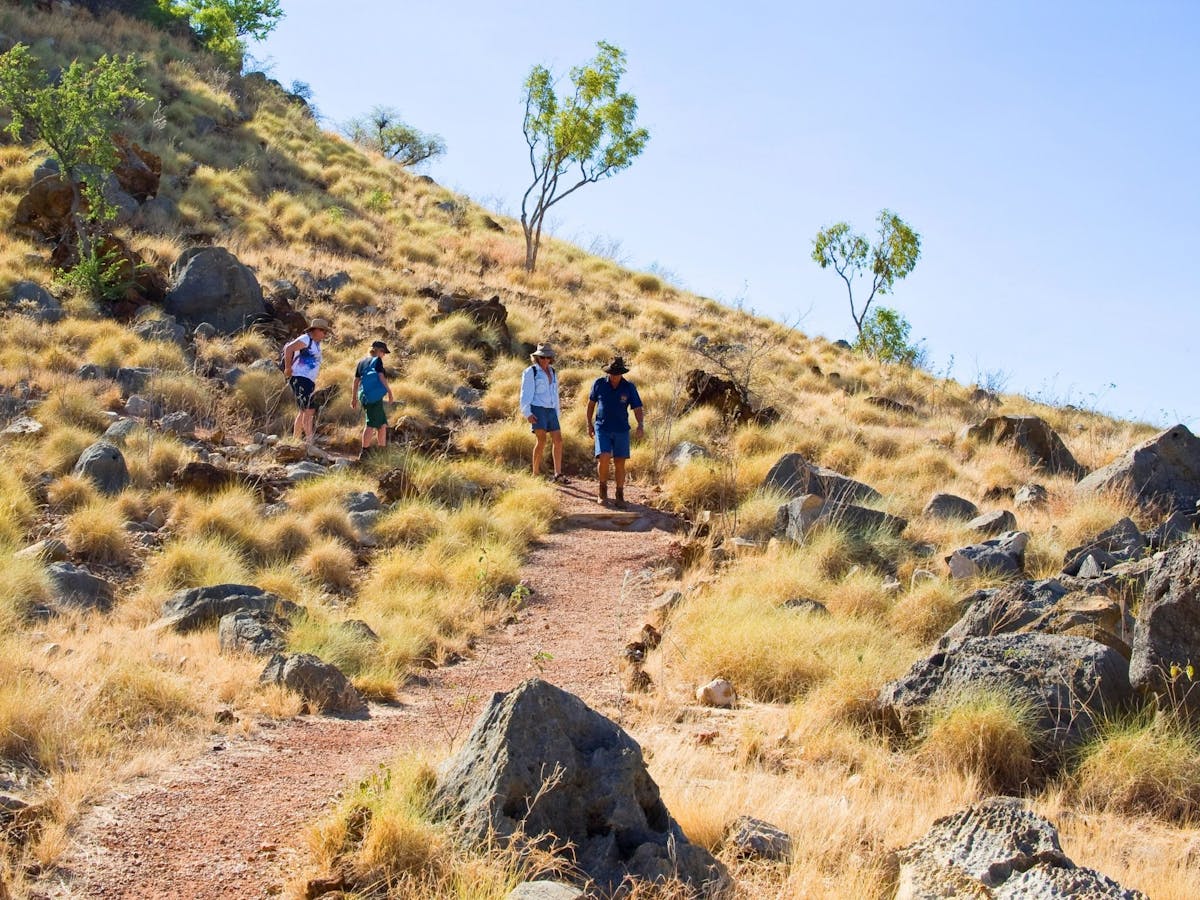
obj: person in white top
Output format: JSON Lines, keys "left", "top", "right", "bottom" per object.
{"left": 282, "top": 316, "right": 330, "bottom": 446}
{"left": 519, "top": 342, "right": 567, "bottom": 482}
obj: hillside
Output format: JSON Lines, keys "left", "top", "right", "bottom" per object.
{"left": 0, "top": 4, "right": 1197, "bottom": 900}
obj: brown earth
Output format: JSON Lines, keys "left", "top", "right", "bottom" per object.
{"left": 41, "top": 481, "right": 682, "bottom": 900}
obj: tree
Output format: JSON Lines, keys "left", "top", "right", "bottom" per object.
{"left": 0, "top": 43, "right": 148, "bottom": 290}
{"left": 520, "top": 41, "right": 649, "bottom": 272}
{"left": 343, "top": 106, "right": 445, "bottom": 166}
{"left": 162, "top": 0, "right": 284, "bottom": 66}
{"left": 855, "top": 306, "right": 923, "bottom": 366}
{"left": 811, "top": 209, "right": 921, "bottom": 337}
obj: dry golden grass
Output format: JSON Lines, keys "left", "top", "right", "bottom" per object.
{"left": 63, "top": 499, "right": 133, "bottom": 565}
{"left": 916, "top": 687, "right": 1038, "bottom": 792}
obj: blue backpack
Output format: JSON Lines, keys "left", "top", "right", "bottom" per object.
{"left": 357, "top": 356, "right": 387, "bottom": 403}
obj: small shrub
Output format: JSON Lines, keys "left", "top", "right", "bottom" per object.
{"left": 298, "top": 538, "right": 356, "bottom": 591}
{"left": 917, "top": 688, "right": 1037, "bottom": 792}
{"left": 64, "top": 501, "right": 133, "bottom": 565}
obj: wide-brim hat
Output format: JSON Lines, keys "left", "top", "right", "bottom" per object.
{"left": 307, "top": 317, "right": 332, "bottom": 332}
{"left": 371, "top": 340, "right": 391, "bottom": 353}
{"left": 602, "top": 356, "right": 630, "bottom": 375}
{"left": 531, "top": 342, "right": 557, "bottom": 359}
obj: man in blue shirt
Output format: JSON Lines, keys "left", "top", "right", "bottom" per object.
{"left": 587, "top": 356, "right": 645, "bottom": 509}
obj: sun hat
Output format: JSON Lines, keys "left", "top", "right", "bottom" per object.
{"left": 307, "top": 317, "right": 332, "bottom": 332}
{"left": 371, "top": 340, "right": 391, "bottom": 353}
{"left": 602, "top": 356, "right": 630, "bottom": 375}
{"left": 531, "top": 342, "right": 557, "bottom": 360}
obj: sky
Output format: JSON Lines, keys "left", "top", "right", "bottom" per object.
{"left": 254, "top": 1, "right": 1200, "bottom": 428}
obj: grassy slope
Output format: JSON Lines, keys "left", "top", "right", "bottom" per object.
{"left": 0, "top": 5, "right": 1194, "bottom": 899}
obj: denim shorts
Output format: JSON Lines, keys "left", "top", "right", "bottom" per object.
{"left": 594, "top": 430, "right": 631, "bottom": 459}
{"left": 529, "top": 405, "right": 561, "bottom": 432}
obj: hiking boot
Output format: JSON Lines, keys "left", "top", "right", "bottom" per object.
{"left": 597, "top": 482, "right": 608, "bottom": 505}
{"left": 614, "top": 487, "right": 626, "bottom": 510}
{"left": 552, "top": 473, "right": 570, "bottom": 484}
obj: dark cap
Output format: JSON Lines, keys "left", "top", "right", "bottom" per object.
{"left": 371, "top": 340, "right": 391, "bottom": 353}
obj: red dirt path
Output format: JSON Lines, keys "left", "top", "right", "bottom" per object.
{"left": 42, "top": 482, "right": 680, "bottom": 900}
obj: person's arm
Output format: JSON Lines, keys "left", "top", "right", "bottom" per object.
{"left": 282, "top": 337, "right": 302, "bottom": 378}
{"left": 631, "top": 385, "right": 645, "bottom": 438}
{"left": 378, "top": 371, "right": 393, "bottom": 403}
{"left": 519, "top": 367, "right": 536, "bottom": 423}
{"left": 351, "top": 371, "right": 360, "bottom": 409}
{"left": 586, "top": 399, "right": 597, "bottom": 437}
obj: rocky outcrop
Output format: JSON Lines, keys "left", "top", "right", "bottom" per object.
{"left": 923, "top": 493, "right": 978, "bottom": 521}
{"left": 1014, "top": 483, "right": 1049, "bottom": 508}
{"left": 1062, "top": 517, "right": 1147, "bottom": 577}
{"left": 5, "top": 281, "right": 62, "bottom": 323}
{"left": 876, "top": 633, "right": 1132, "bottom": 755}
{"left": 962, "top": 415, "right": 1085, "bottom": 479}
{"left": 159, "top": 584, "right": 299, "bottom": 633}
{"left": 164, "top": 247, "right": 266, "bottom": 332}
{"left": 966, "top": 509, "right": 1017, "bottom": 536}
{"left": 1129, "top": 541, "right": 1200, "bottom": 713}
{"left": 763, "top": 453, "right": 881, "bottom": 504}
{"left": 683, "top": 369, "right": 778, "bottom": 426}
{"left": 776, "top": 494, "right": 907, "bottom": 543}
{"left": 1077, "top": 424, "right": 1200, "bottom": 511}
{"left": 433, "top": 292, "right": 511, "bottom": 348}
{"left": 259, "top": 653, "right": 367, "bottom": 716}
{"left": 946, "top": 531, "right": 1028, "bottom": 579}
{"left": 218, "top": 609, "right": 290, "bottom": 656}
{"left": 432, "top": 679, "right": 728, "bottom": 895}
{"left": 46, "top": 562, "right": 115, "bottom": 614}
{"left": 72, "top": 441, "right": 129, "bottom": 495}
{"left": 894, "top": 798, "right": 1146, "bottom": 899}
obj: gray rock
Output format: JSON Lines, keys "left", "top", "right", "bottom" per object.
{"left": 6, "top": 280, "right": 62, "bottom": 323}
{"left": 164, "top": 247, "right": 267, "bottom": 333}
{"left": 961, "top": 416, "right": 1085, "bottom": 479}
{"left": 432, "top": 679, "right": 728, "bottom": 895}
{"left": 159, "top": 411, "right": 195, "bottom": 438}
{"left": 248, "top": 358, "right": 279, "bottom": 374}
{"left": 923, "top": 493, "right": 979, "bottom": 521}
{"left": 46, "top": 562, "right": 115, "bottom": 613}
{"left": 114, "top": 366, "right": 156, "bottom": 397}
{"left": 133, "top": 315, "right": 185, "bottom": 345}
{"left": 124, "top": 395, "right": 154, "bottom": 418}
{"left": 946, "top": 531, "right": 1028, "bottom": 579}
{"left": 193, "top": 322, "right": 217, "bottom": 340}
{"left": 1062, "top": 518, "right": 1146, "bottom": 577}
{"left": 647, "top": 589, "right": 684, "bottom": 628}
{"left": 895, "top": 797, "right": 1146, "bottom": 900}
{"left": 967, "top": 509, "right": 1017, "bottom": 536}
{"left": 876, "top": 633, "right": 1132, "bottom": 756}
{"left": 259, "top": 652, "right": 367, "bottom": 716}
{"left": 131, "top": 195, "right": 178, "bottom": 232}
{"left": 763, "top": 453, "right": 880, "bottom": 504}
{"left": 101, "top": 174, "right": 138, "bottom": 225}
{"left": 460, "top": 405, "right": 485, "bottom": 424}
{"left": 507, "top": 883, "right": 585, "bottom": 900}
{"left": 938, "top": 580, "right": 1071, "bottom": 649}
{"left": 102, "top": 418, "right": 140, "bottom": 444}
{"left": 1014, "top": 483, "right": 1049, "bottom": 508}
{"left": 726, "top": 815, "right": 792, "bottom": 861}
{"left": 1129, "top": 541, "right": 1200, "bottom": 713}
{"left": 1146, "top": 511, "right": 1191, "bottom": 551}
{"left": 348, "top": 509, "right": 380, "bottom": 543}
{"left": 313, "top": 271, "right": 351, "bottom": 294}
{"left": 776, "top": 494, "right": 907, "bottom": 544}
{"left": 453, "top": 385, "right": 484, "bottom": 404}
{"left": 0, "top": 416, "right": 43, "bottom": 439}
{"left": 14, "top": 538, "right": 69, "bottom": 563}
{"left": 335, "top": 619, "right": 379, "bottom": 643}
{"left": 159, "top": 584, "right": 299, "bottom": 633}
{"left": 72, "top": 441, "right": 129, "bottom": 495}
{"left": 286, "top": 461, "right": 326, "bottom": 482}
{"left": 668, "top": 441, "right": 711, "bottom": 467}
{"left": 221, "top": 367, "right": 244, "bottom": 386}
{"left": 1076, "top": 424, "right": 1200, "bottom": 510}
{"left": 780, "top": 597, "right": 829, "bottom": 616}
{"left": 344, "top": 491, "right": 382, "bottom": 513}
{"left": 76, "top": 363, "right": 112, "bottom": 381}
{"left": 218, "top": 609, "right": 290, "bottom": 656}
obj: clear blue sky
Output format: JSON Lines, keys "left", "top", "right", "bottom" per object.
{"left": 256, "top": 1, "right": 1200, "bottom": 427}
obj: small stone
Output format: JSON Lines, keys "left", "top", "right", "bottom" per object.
{"left": 697, "top": 678, "right": 736, "bottom": 708}
{"left": 727, "top": 815, "right": 793, "bottom": 861}
{"left": 124, "top": 395, "right": 154, "bottom": 418}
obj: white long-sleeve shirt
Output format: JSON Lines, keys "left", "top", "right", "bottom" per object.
{"left": 519, "top": 364, "right": 560, "bottom": 417}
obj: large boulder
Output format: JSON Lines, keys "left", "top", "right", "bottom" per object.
{"left": 434, "top": 293, "right": 512, "bottom": 347}
{"left": 683, "top": 369, "right": 777, "bottom": 426}
{"left": 159, "top": 584, "right": 299, "bottom": 633}
{"left": 945, "top": 531, "right": 1028, "bottom": 579}
{"left": 762, "top": 453, "right": 880, "bottom": 504}
{"left": 259, "top": 652, "right": 367, "bottom": 716}
{"left": 966, "top": 509, "right": 1017, "bottom": 536}
{"left": 1077, "top": 424, "right": 1200, "bottom": 511}
{"left": 72, "top": 441, "right": 129, "bottom": 495}
{"left": 776, "top": 494, "right": 906, "bottom": 543}
{"left": 164, "top": 247, "right": 266, "bottom": 333}
{"left": 5, "top": 281, "right": 63, "bottom": 323}
{"left": 218, "top": 609, "right": 290, "bottom": 656}
{"left": 13, "top": 174, "right": 73, "bottom": 240}
{"left": 875, "top": 633, "right": 1132, "bottom": 756}
{"left": 432, "top": 679, "right": 728, "bottom": 895}
{"left": 46, "top": 562, "right": 115, "bottom": 614}
{"left": 923, "top": 493, "right": 979, "bottom": 521}
{"left": 962, "top": 415, "right": 1085, "bottom": 479}
{"left": 1062, "top": 517, "right": 1147, "bottom": 577}
{"left": 1129, "top": 541, "right": 1200, "bottom": 713}
{"left": 895, "top": 797, "right": 1146, "bottom": 899}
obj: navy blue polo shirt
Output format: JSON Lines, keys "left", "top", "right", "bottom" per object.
{"left": 589, "top": 376, "right": 643, "bottom": 432}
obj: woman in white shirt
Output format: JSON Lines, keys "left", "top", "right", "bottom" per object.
{"left": 282, "top": 317, "right": 330, "bottom": 446}
{"left": 519, "top": 342, "right": 567, "bottom": 482}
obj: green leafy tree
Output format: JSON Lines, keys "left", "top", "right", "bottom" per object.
{"left": 855, "top": 306, "right": 923, "bottom": 366}
{"left": 0, "top": 43, "right": 148, "bottom": 297}
{"left": 343, "top": 105, "right": 445, "bottom": 166}
{"left": 520, "top": 41, "right": 649, "bottom": 272}
{"left": 161, "top": 0, "right": 284, "bottom": 66}
{"left": 812, "top": 209, "right": 921, "bottom": 337}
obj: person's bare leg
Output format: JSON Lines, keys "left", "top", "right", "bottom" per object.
{"left": 379, "top": 424, "right": 387, "bottom": 447}
{"left": 596, "top": 452, "right": 612, "bottom": 503}
{"left": 293, "top": 410, "right": 304, "bottom": 441}
{"left": 614, "top": 457, "right": 627, "bottom": 507}
{"left": 301, "top": 409, "right": 316, "bottom": 445}
{"left": 551, "top": 431, "right": 564, "bottom": 476}
{"left": 361, "top": 425, "right": 373, "bottom": 448}
{"left": 531, "top": 430, "right": 547, "bottom": 476}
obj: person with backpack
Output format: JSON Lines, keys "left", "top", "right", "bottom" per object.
{"left": 350, "top": 340, "right": 394, "bottom": 455}
{"left": 587, "top": 356, "right": 644, "bottom": 509}
{"left": 282, "top": 317, "right": 330, "bottom": 446}
{"left": 519, "top": 343, "right": 568, "bottom": 483}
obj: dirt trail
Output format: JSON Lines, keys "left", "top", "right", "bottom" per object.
{"left": 44, "top": 483, "right": 681, "bottom": 900}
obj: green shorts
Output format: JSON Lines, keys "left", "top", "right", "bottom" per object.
{"left": 363, "top": 400, "right": 387, "bottom": 429}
